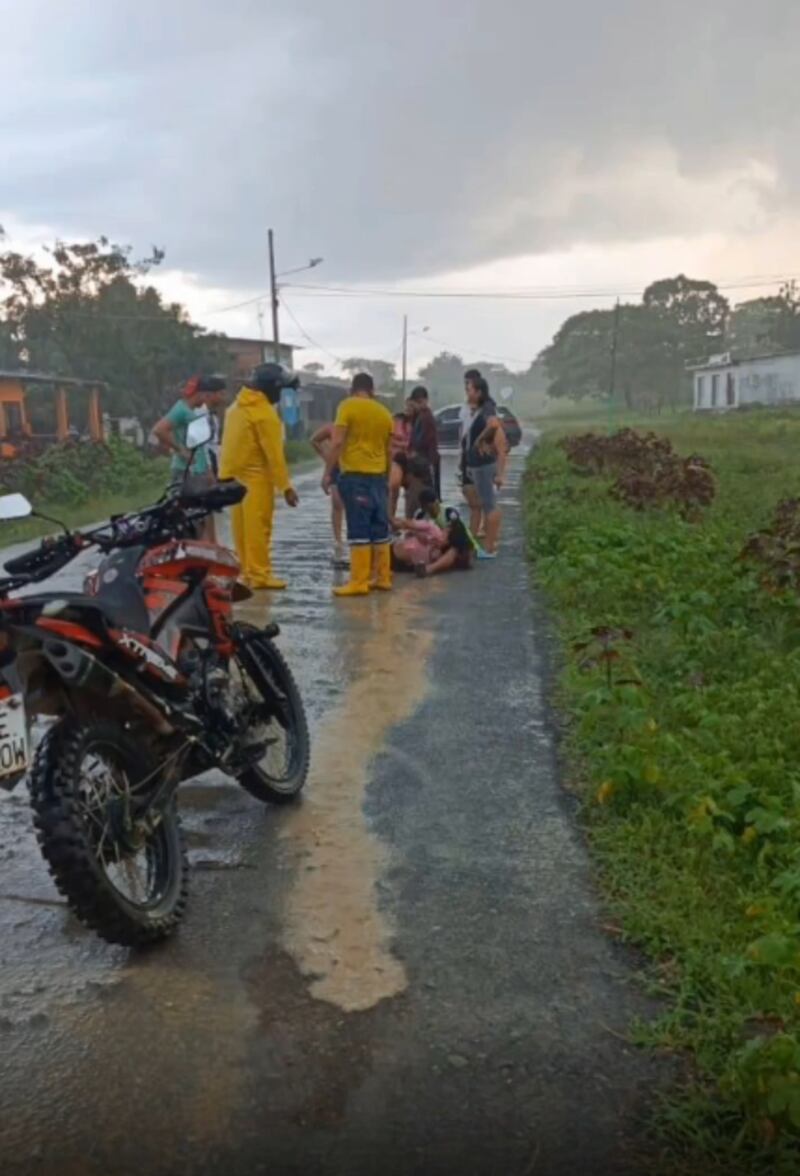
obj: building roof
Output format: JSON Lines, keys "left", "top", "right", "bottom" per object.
{"left": 0, "top": 369, "right": 107, "bottom": 388}
{"left": 690, "top": 349, "right": 800, "bottom": 372}
{"left": 223, "top": 337, "right": 302, "bottom": 351}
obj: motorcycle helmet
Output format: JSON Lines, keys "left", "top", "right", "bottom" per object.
{"left": 249, "top": 362, "right": 300, "bottom": 404}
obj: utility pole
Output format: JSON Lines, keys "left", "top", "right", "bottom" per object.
{"left": 607, "top": 298, "right": 621, "bottom": 434}
{"left": 268, "top": 228, "right": 280, "bottom": 363}
{"left": 401, "top": 315, "right": 408, "bottom": 395}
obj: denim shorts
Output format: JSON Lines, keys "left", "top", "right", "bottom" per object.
{"left": 467, "top": 462, "right": 497, "bottom": 511}
{"left": 339, "top": 472, "right": 391, "bottom": 546}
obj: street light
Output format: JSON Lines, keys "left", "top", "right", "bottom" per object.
{"left": 276, "top": 257, "right": 324, "bottom": 280}
{"left": 401, "top": 322, "right": 430, "bottom": 394}
{"left": 268, "top": 228, "right": 323, "bottom": 362}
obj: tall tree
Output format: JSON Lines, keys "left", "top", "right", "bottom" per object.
{"left": 340, "top": 357, "right": 397, "bottom": 386}
{"left": 417, "top": 351, "right": 466, "bottom": 404}
{"left": 542, "top": 305, "right": 657, "bottom": 406}
{"left": 769, "top": 282, "right": 800, "bottom": 352}
{"left": 727, "top": 296, "right": 786, "bottom": 358}
{"left": 642, "top": 274, "right": 729, "bottom": 406}
{"left": 0, "top": 235, "right": 228, "bottom": 424}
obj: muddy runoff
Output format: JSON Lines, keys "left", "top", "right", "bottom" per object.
{"left": 278, "top": 589, "right": 433, "bottom": 1012}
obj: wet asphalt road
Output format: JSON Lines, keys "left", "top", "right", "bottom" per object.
{"left": 0, "top": 442, "right": 663, "bottom": 1175}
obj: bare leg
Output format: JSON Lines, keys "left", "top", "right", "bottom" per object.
{"left": 331, "top": 485, "right": 344, "bottom": 545}
{"left": 463, "top": 485, "right": 481, "bottom": 537}
{"left": 423, "top": 548, "right": 459, "bottom": 576}
{"left": 483, "top": 507, "right": 502, "bottom": 554}
{"left": 389, "top": 465, "right": 403, "bottom": 517}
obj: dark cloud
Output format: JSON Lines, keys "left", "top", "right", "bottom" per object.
{"left": 2, "top": 0, "right": 799, "bottom": 286}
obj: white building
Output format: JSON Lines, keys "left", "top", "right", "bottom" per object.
{"left": 692, "top": 350, "right": 800, "bottom": 411}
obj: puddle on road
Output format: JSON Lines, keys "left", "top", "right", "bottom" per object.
{"left": 279, "top": 590, "right": 433, "bottom": 1013}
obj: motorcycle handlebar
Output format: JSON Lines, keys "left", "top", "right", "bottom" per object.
{"left": 0, "top": 480, "right": 239, "bottom": 591}
{"left": 4, "top": 532, "right": 82, "bottom": 578}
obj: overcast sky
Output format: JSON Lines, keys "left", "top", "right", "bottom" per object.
{"left": 3, "top": 0, "right": 800, "bottom": 375}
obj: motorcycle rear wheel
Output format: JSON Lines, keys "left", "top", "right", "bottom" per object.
{"left": 29, "top": 718, "right": 188, "bottom": 947}
{"left": 233, "top": 625, "right": 310, "bottom": 804}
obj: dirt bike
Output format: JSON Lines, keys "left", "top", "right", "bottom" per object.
{"left": 0, "top": 423, "right": 309, "bottom": 947}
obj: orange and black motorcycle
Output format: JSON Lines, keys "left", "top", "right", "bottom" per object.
{"left": 0, "top": 475, "right": 309, "bottom": 946}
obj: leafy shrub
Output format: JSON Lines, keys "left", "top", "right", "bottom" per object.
{"left": 740, "top": 498, "right": 800, "bottom": 594}
{"left": 559, "top": 428, "right": 715, "bottom": 517}
{"left": 0, "top": 437, "right": 166, "bottom": 507}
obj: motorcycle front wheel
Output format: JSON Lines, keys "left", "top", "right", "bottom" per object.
{"left": 232, "top": 624, "right": 310, "bottom": 804}
{"left": 29, "top": 719, "right": 188, "bottom": 947}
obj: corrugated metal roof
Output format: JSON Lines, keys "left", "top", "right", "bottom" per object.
{"left": 0, "top": 370, "right": 107, "bottom": 387}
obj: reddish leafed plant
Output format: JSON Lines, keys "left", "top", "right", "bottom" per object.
{"left": 740, "top": 498, "right": 800, "bottom": 593}
{"left": 559, "top": 429, "right": 715, "bottom": 518}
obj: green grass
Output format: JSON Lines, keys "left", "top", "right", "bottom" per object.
{"left": 524, "top": 407, "right": 800, "bottom": 1173}
{"left": 0, "top": 442, "right": 316, "bottom": 547}
{"left": 0, "top": 479, "right": 172, "bottom": 545}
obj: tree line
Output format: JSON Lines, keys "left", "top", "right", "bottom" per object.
{"left": 541, "top": 274, "right": 800, "bottom": 410}
{"left": 3, "top": 232, "right": 799, "bottom": 423}
{"left": 0, "top": 232, "right": 228, "bottom": 427}
{"left": 308, "top": 276, "right": 800, "bottom": 414}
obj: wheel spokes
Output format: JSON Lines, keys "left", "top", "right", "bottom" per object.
{"left": 76, "top": 745, "right": 166, "bottom": 910}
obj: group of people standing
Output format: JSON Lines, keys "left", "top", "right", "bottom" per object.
{"left": 311, "top": 367, "right": 507, "bottom": 595}
{"left": 153, "top": 362, "right": 508, "bottom": 597}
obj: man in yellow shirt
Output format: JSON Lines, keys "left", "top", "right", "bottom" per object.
{"left": 322, "top": 372, "right": 394, "bottom": 596}
{"left": 219, "top": 363, "right": 299, "bottom": 590}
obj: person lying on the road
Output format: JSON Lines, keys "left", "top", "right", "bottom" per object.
{"left": 415, "top": 488, "right": 482, "bottom": 557}
{"left": 414, "top": 511, "right": 476, "bottom": 577}
{"left": 392, "top": 507, "right": 475, "bottom": 577}
{"left": 391, "top": 516, "right": 446, "bottom": 572}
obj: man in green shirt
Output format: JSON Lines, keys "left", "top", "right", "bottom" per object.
{"left": 153, "top": 376, "right": 226, "bottom": 481}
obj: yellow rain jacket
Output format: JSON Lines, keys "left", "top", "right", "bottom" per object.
{"left": 219, "top": 386, "right": 292, "bottom": 587}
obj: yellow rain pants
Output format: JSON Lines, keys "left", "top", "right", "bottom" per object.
{"left": 219, "top": 387, "right": 292, "bottom": 588}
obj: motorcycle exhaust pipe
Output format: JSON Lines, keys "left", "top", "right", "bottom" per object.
{"left": 42, "top": 640, "right": 176, "bottom": 736}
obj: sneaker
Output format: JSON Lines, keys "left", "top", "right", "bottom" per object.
{"left": 476, "top": 548, "right": 497, "bottom": 561}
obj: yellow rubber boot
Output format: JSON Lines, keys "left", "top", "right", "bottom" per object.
{"left": 250, "top": 576, "right": 288, "bottom": 591}
{"left": 371, "top": 543, "right": 392, "bottom": 591}
{"left": 333, "top": 546, "right": 371, "bottom": 597}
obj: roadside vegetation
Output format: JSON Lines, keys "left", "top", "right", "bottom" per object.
{"left": 0, "top": 437, "right": 170, "bottom": 542}
{"left": 525, "top": 407, "right": 800, "bottom": 1173}
{"left": 0, "top": 436, "right": 316, "bottom": 545}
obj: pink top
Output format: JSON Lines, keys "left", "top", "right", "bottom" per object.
{"left": 400, "top": 519, "right": 445, "bottom": 564}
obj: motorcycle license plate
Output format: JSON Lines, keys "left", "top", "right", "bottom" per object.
{"left": 0, "top": 695, "right": 29, "bottom": 778}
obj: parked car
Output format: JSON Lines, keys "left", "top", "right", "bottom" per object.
{"left": 433, "top": 403, "right": 522, "bottom": 449}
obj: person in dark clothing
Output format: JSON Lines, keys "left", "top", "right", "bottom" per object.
{"left": 462, "top": 374, "right": 506, "bottom": 557}
{"left": 408, "top": 385, "right": 441, "bottom": 499}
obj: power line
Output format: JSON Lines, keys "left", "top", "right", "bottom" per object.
{"left": 408, "top": 328, "right": 530, "bottom": 368}
{"left": 283, "top": 273, "right": 800, "bottom": 302}
{"left": 278, "top": 294, "right": 344, "bottom": 368}
{"left": 207, "top": 291, "right": 270, "bottom": 315}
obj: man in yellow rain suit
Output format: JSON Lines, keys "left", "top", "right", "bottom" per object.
{"left": 219, "top": 363, "right": 299, "bottom": 590}
{"left": 322, "top": 371, "right": 394, "bottom": 596}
